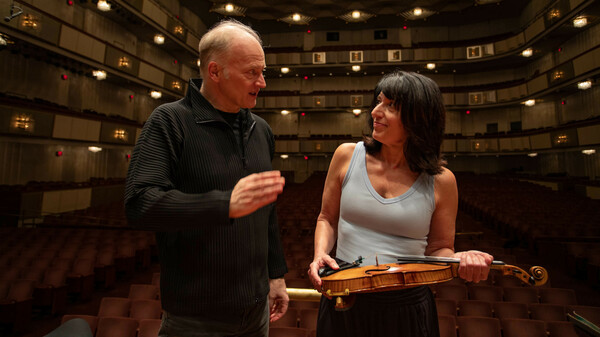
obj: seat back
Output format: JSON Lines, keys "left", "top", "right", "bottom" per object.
{"left": 501, "top": 318, "right": 546, "bottom": 337}
{"left": 298, "top": 308, "right": 318, "bottom": 331}
{"left": 7, "top": 279, "right": 35, "bottom": 301}
{"left": 502, "top": 287, "right": 539, "bottom": 304}
{"left": 458, "top": 300, "right": 493, "bottom": 317}
{"left": 270, "top": 307, "right": 299, "bottom": 328}
{"left": 96, "top": 317, "right": 138, "bottom": 337}
{"left": 456, "top": 316, "right": 501, "bottom": 337}
{"left": 98, "top": 297, "right": 131, "bottom": 317}
{"left": 128, "top": 284, "right": 159, "bottom": 300}
{"left": 468, "top": 285, "right": 503, "bottom": 302}
{"left": 545, "top": 321, "right": 579, "bottom": 337}
{"left": 43, "top": 269, "right": 67, "bottom": 287}
{"left": 538, "top": 288, "right": 577, "bottom": 305}
{"left": 529, "top": 303, "right": 566, "bottom": 321}
{"left": 492, "top": 301, "right": 529, "bottom": 319}
{"left": 130, "top": 299, "right": 163, "bottom": 320}
{"left": 437, "top": 314, "right": 457, "bottom": 337}
{"left": 436, "top": 284, "right": 468, "bottom": 301}
{"left": 138, "top": 319, "right": 161, "bottom": 337}
{"left": 435, "top": 299, "right": 457, "bottom": 316}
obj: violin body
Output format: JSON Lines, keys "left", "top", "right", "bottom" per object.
{"left": 319, "top": 257, "right": 548, "bottom": 310}
{"left": 321, "top": 263, "right": 453, "bottom": 297}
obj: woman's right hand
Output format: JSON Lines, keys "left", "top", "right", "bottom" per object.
{"left": 308, "top": 254, "right": 339, "bottom": 290}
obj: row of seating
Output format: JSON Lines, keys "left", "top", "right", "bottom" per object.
{"left": 0, "top": 227, "right": 156, "bottom": 334}
{"left": 435, "top": 298, "right": 600, "bottom": 321}
{"left": 431, "top": 284, "right": 577, "bottom": 304}
{"left": 438, "top": 315, "right": 580, "bottom": 337}
{"left": 456, "top": 174, "right": 600, "bottom": 271}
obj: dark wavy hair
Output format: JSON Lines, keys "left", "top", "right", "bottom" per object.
{"left": 363, "top": 70, "right": 446, "bottom": 175}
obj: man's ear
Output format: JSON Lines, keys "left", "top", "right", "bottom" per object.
{"left": 206, "top": 61, "right": 220, "bottom": 82}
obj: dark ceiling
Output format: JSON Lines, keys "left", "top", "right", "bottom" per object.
{"left": 180, "top": 0, "right": 531, "bottom": 34}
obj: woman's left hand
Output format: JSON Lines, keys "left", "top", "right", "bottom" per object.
{"left": 453, "top": 250, "right": 493, "bottom": 283}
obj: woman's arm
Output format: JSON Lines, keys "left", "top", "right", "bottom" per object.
{"left": 308, "top": 143, "right": 355, "bottom": 289}
{"left": 426, "top": 167, "right": 493, "bottom": 283}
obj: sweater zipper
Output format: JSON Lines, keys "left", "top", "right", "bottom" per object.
{"left": 242, "top": 120, "right": 256, "bottom": 170}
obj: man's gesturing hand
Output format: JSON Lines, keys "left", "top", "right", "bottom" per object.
{"left": 229, "top": 171, "right": 285, "bottom": 218}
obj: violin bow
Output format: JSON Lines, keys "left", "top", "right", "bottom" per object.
{"left": 396, "top": 255, "right": 548, "bottom": 286}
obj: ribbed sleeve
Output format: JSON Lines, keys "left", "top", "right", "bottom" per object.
{"left": 125, "top": 109, "right": 232, "bottom": 231}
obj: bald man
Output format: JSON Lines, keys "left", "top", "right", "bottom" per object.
{"left": 125, "top": 19, "right": 288, "bottom": 337}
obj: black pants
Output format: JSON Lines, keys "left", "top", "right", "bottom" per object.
{"left": 317, "top": 286, "right": 440, "bottom": 337}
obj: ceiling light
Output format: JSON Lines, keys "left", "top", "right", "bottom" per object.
{"left": 352, "top": 109, "right": 361, "bottom": 116}
{"left": 88, "top": 146, "right": 102, "bottom": 153}
{"left": 528, "top": 153, "right": 538, "bottom": 157}
{"left": 339, "top": 10, "right": 373, "bottom": 23}
{"left": 577, "top": 80, "right": 592, "bottom": 90}
{"left": 97, "top": 0, "right": 110, "bottom": 11}
{"left": 280, "top": 13, "right": 314, "bottom": 25}
{"left": 573, "top": 16, "right": 587, "bottom": 28}
{"left": 210, "top": 3, "right": 246, "bottom": 16}
{"left": 280, "top": 154, "right": 289, "bottom": 159}
{"left": 426, "top": 63, "right": 436, "bottom": 70}
{"left": 399, "top": 7, "right": 434, "bottom": 20}
{"left": 524, "top": 99, "right": 535, "bottom": 106}
{"left": 92, "top": 70, "right": 106, "bottom": 80}
{"left": 281, "top": 110, "right": 290, "bottom": 115}
{"left": 582, "top": 149, "right": 596, "bottom": 155}
{"left": 154, "top": 34, "right": 164, "bottom": 45}
{"left": 150, "top": 90, "right": 162, "bottom": 99}
{"left": 352, "top": 65, "right": 361, "bottom": 72}
{"left": 521, "top": 48, "right": 533, "bottom": 57}
{"left": 281, "top": 67, "right": 289, "bottom": 74}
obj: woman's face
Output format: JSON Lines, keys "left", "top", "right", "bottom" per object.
{"left": 371, "top": 92, "right": 405, "bottom": 145}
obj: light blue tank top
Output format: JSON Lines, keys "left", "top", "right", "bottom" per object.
{"left": 335, "top": 142, "right": 436, "bottom": 265}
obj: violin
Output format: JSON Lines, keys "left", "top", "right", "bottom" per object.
{"left": 319, "top": 255, "right": 548, "bottom": 310}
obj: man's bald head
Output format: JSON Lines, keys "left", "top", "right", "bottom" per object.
{"left": 198, "top": 19, "right": 262, "bottom": 77}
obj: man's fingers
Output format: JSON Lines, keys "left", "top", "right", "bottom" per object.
{"left": 230, "top": 171, "right": 286, "bottom": 218}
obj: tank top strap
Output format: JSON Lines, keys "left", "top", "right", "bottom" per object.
{"left": 341, "top": 141, "right": 365, "bottom": 189}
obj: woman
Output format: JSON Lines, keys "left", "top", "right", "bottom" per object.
{"left": 307, "top": 71, "right": 492, "bottom": 337}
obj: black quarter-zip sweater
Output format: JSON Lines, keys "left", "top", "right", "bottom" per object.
{"left": 124, "top": 78, "right": 288, "bottom": 316}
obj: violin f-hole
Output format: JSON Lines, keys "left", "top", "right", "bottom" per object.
{"left": 365, "top": 265, "right": 391, "bottom": 274}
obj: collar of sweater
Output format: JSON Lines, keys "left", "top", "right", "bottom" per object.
{"left": 187, "top": 78, "right": 255, "bottom": 126}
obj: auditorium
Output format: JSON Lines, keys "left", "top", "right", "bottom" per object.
{"left": 1, "top": 0, "right": 599, "bottom": 336}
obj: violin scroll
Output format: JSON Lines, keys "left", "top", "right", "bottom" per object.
{"left": 528, "top": 265, "right": 548, "bottom": 286}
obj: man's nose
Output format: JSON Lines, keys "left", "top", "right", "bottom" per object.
{"left": 257, "top": 73, "right": 266, "bottom": 88}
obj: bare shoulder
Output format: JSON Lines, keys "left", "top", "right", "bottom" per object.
{"left": 328, "top": 143, "right": 357, "bottom": 183}
{"left": 434, "top": 167, "right": 457, "bottom": 192}
{"left": 333, "top": 142, "right": 357, "bottom": 161}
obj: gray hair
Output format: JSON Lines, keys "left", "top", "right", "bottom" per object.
{"left": 198, "top": 19, "right": 262, "bottom": 75}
